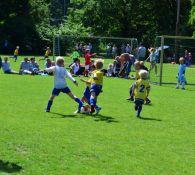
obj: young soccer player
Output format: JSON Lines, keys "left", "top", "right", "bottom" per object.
{"left": 45, "top": 56, "right": 83, "bottom": 113}
{"left": 39, "top": 47, "right": 51, "bottom": 61}
{"left": 79, "top": 76, "right": 102, "bottom": 114}
{"left": 89, "top": 59, "right": 104, "bottom": 114}
{"left": 13, "top": 46, "right": 19, "bottom": 62}
{"left": 176, "top": 57, "right": 186, "bottom": 90}
{"left": 132, "top": 70, "right": 150, "bottom": 117}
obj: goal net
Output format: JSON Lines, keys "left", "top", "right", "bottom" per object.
{"left": 149, "top": 35, "right": 195, "bottom": 89}
{"left": 52, "top": 35, "right": 138, "bottom": 59}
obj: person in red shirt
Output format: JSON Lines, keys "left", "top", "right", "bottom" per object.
{"left": 84, "top": 49, "right": 96, "bottom": 76}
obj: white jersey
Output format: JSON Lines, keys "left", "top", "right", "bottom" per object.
{"left": 45, "top": 66, "right": 75, "bottom": 89}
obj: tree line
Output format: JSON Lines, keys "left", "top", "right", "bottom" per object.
{"left": 0, "top": 0, "right": 194, "bottom": 54}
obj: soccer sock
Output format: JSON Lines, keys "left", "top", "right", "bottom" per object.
{"left": 182, "top": 82, "right": 185, "bottom": 89}
{"left": 137, "top": 105, "right": 142, "bottom": 116}
{"left": 46, "top": 100, "right": 53, "bottom": 110}
{"left": 90, "top": 97, "right": 96, "bottom": 106}
{"left": 74, "top": 98, "right": 83, "bottom": 109}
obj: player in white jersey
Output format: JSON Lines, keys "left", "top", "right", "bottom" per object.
{"left": 45, "top": 56, "right": 83, "bottom": 112}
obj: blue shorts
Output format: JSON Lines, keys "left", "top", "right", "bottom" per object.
{"left": 83, "top": 87, "right": 91, "bottom": 102}
{"left": 135, "top": 99, "right": 144, "bottom": 106}
{"left": 90, "top": 84, "right": 102, "bottom": 96}
{"left": 52, "top": 87, "right": 71, "bottom": 96}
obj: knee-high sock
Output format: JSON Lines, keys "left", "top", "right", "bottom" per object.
{"left": 129, "top": 87, "right": 133, "bottom": 97}
{"left": 137, "top": 105, "right": 142, "bottom": 116}
{"left": 74, "top": 98, "right": 83, "bottom": 109}
{"left": 90, "top": 97, "right": 96, "bottom": 107}
{"left": 46, "top": 100, "right": 53, "bottom": 110}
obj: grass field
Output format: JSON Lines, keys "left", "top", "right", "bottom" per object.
{"left": 0, "top": 56, "right": 195, "bottom": 175}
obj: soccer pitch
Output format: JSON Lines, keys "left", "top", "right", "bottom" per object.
{"left": 0, "top": 56, "right": 195, "bottom": 175}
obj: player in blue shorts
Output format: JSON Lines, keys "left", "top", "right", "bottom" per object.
{"left": 44, "top": 56, "right": 83, "bottom": 113}
{"left": 79, "top": 77, "right": 102, "bottom": 114}
{"left": 89, "top": 59, "right": 104, "bottom": 114}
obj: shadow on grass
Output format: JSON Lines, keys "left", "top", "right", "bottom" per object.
{"left": 93, "top": 114, "right": 118, "bottom": 123}
{"left": 0, "top": 160, "right": 22, "bottom": 174}
{"left": 49, "top": 112, "right": 78, "bottom": 118}
{"left": 138, "top": 116, "right": 162, "bottom": 121}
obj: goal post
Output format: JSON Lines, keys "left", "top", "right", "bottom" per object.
{"left": 150, "top": 35, "right": 195, "bottom": 88}
{"left": 52, "top": 35, "right": 138, "bottom": 58}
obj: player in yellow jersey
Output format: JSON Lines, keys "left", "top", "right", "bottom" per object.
{"left": 39, "top": 47, "right": 51, "bottom": 61}
{"left": 126, "top": 61, "right": 141, "bottom": 101}
{"left": 89, "top": 59, "right": 104, "bottom": 114}
{"left": 132, "top": 70, "right": 150, "bottom": 117}
{"left": 13, "top": 46, "right": 19, "bottom": 62}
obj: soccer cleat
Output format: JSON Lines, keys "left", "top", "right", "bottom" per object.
{"left": 90, "top": 106, "right": 95, "bottom": 114}
{"left": 126, "top": 97, "right": 134, "bottom": 101}
{"left": 145, "top": 98, "right": 151, "bottom": 105}
{"left": 181, "top": 87, "right": 185, "bottom": 90}
{"left": 45, "top": 109, "right": 50, "bottom": 112}
{"left": 95, "top": 107, "right": 102, "bottom": 114}
{"left": 74, "top": 109, "right": 80, "bottom": 114}
{"left": 176, "top": 86, "right": 179, "bottom": 89}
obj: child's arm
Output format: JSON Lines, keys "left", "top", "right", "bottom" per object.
{"left": 45, "top": 66, "right": 55, "bottom": 73}
{"left": 79, "top": 77, "right": 91, "bottom": 85}
{"left": 66, "top": 70, "right": 78, "bottom": 86}
{"left": 146, "top": 85, "right": 151, "bottom": 97}
{"left": 131, "top": 82, "right": 137, "bottom": 96}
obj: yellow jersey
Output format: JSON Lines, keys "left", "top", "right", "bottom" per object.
{"left": 135, "top": 70, "right": 140, "bottom": 80}
{"left": 14, "top": 49, "right": 19, "bottom": 55}
{"left": 91, "top": 70, "right": 103, "bottom": 85}
{"left": 86, "top": 78, "right": 92, "bottom": 87}
{"left": 134, "top": 79, "right": 150, "bottom": 100}
{"left": 45, "top": 50, "right": 50, "bottom": 57}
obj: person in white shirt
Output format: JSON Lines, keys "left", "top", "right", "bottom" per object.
{"left": 45, "top": 56, "right": 83, "bottom": 113}
{"left": 70, "top": 58, "right": 80, "bottom": 75}
{"left": 1, "top": 57, "right": 18, "bottom": 74}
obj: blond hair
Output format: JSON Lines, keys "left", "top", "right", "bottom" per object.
{"left": 179, "top": 57, "right": 184, "bottom": 64}
{"left": 139, "top": 70, "right": 148, "bottom": 79}
{"left": 56, "top": 56, "right": 64, "bottom": 66}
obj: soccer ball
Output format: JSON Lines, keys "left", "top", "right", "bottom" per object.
{"left": 80, "top": 105, "right": 90, "bottom": 114}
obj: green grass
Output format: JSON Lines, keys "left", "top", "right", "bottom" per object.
{"left": 0, "top": 56, "right": 195, "bottom": 175}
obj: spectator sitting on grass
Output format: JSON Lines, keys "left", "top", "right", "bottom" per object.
{"left": 70, "top": 58, "right": 81, "bottom": 76}
{"left": 1, "top": 57, "right": 19, "bottom": 74}
{"left": 19, "top": 57, "right": 32, "bottom": 75}
{"left": 30, "top": 57, "right": 41, "bottom": 75}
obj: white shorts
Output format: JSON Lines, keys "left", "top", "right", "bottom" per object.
{"left": 85, "top": 65, "right": 89, "bottom": 70}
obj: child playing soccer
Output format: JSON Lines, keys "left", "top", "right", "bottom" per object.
{"left": 132, "top": 70, "right": 150, "bottom": 117}
{"left": 89, "top": 59, "right": 104, "bottom": 114}
{"left": 79, "top": 77, "right": 102, "bottom": 114}
{"left": 127, "top": 61, "right": 151, "bottom": 104}
{"left": 176, "top": 57, "right": 186, "bottom": 90}
{"left": 44, "top": 56, "right": 83, "bottom": 113}
{"left": 13, "top": 46, "right": 19, "bottom": 62}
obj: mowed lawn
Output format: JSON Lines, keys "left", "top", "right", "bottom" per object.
{"left": 0, "top": 56, "right": 195, "bottom": 175}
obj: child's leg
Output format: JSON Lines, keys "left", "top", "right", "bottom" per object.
{"left": 67, "top": 92, "right": 83, "bottom": 111}
{"left": 135, "top": 100, "right": 143, "bottom": 117}
{"left": 46, "top": 95, "right": 56, "bottom": 112}
{"left": 137, "top": 105, "right": 143, "bottom": 117}
{"left": 90, "top": 91, "right": 97, "bottom": 113}
{"left": 127, "top": 85, "right": 134, "bottom": 101}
